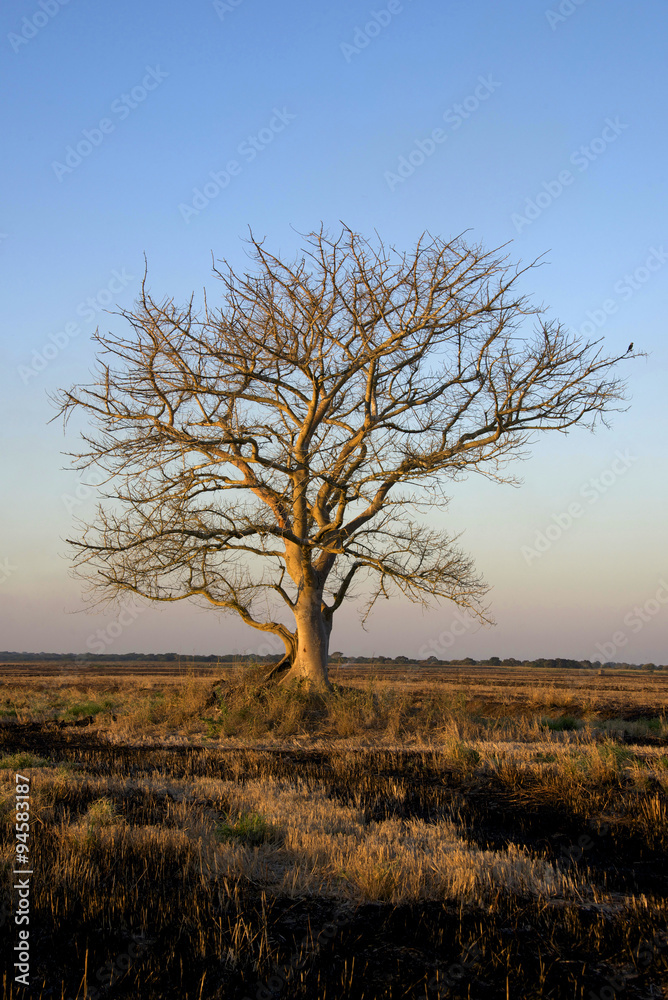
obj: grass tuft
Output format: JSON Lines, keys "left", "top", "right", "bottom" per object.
{"left": 84, "top": 797, "right": 119, "bottom": 827}
{"left": 0, "top": 752, "right": 49, "bottom": 769}
{"left": 215, "top": 810, "right": 276, "bottom": 846}
{"left": 544, "top": 715, "right": 579, "bottom": 731}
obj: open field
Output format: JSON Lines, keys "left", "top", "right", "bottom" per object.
{"left": 1, "top": 664, "right": 667, "bottom": 998}
{"left": 1, "top": 661, "right": 666, "bottom": 744}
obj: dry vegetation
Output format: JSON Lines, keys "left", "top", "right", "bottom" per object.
{"left": 1, "top": 663, "right": 667, "bottom": 997}
{"left": 2, "top": 662, "right": 666, "bottom": 745}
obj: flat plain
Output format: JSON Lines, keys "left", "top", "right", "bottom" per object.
{"left": 1, "top": 662, "right": 667, "bottom": 998}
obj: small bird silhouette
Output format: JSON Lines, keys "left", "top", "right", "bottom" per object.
{"left": 626, "top": 342, "right": 634, "bottom": 353}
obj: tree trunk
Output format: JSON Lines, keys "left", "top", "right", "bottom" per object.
{"left": 281, "top": 589, "right": 332, "bottom": 690}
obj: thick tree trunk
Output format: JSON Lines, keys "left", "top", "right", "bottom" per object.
{"left": 280, "top": 589, "right": 332, "bottom": 690}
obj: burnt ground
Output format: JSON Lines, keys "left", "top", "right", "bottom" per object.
{"left": 1, "top": 724, "right": 667, "bottom": 999}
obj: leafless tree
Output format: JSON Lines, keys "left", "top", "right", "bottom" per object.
{"left": 54, "top": 226, "right": 631, "bottom": 689}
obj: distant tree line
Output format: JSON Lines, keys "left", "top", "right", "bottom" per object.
{"left": 0, "top": 651, "right": 662, "bottom": 669}
{"left": 332, "top": 654, "right": 662, "bottom": 669}
{"left": 0, "top": 651, "right": 236, "bottom": 663}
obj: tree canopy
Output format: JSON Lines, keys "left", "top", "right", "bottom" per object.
{"left": 55, "top": 225, "right": 631, "bottom": 688}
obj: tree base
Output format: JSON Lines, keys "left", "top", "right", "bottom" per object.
{"left": 263, "top": 654, "right": 293, "bottom": 684}
{"left": 277, "top": 663, "right": 332, "bottom": 692}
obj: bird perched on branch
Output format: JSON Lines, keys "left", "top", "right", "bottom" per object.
{"left": 627, "top": 342, "right": 634, "bottom": 353}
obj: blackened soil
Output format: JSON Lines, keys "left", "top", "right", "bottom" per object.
{"left": 4, "top": 726, "right": 666, "bottom": 897}
{"left": 2, "top": 726, "right": 667, "bottom": 999}
{"left": 2, "top": 880, "right": 667, "bottom": 999}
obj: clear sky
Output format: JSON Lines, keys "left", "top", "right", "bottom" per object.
{"left": 1, "top": 0, "right": 667, "bottom": 663}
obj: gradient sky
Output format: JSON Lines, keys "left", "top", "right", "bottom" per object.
{"left": 1, "top": 0, "right": 667, "bottom": 662}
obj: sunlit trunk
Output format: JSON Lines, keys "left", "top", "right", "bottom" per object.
{"left": 282, "top": 588, "right": 331, "bottom": 689}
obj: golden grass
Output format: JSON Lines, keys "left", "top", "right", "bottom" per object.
{"left": 5, "top": 754, "right": 665, "bottom": 910}
{"left": 1, "top": 665, "right": 667, "bottom": 749}
{"left": 1, "top": 726, "right": 667, "bottom": 999}
{"left": 202, "top": 774, "right": 587, "bottom": 905}
{"left": 0, "top": 768, "right": 583, "bottom": 909}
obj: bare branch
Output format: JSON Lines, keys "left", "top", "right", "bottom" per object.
{"left": 53, "top": 225, "right": 631, "bottom": 687}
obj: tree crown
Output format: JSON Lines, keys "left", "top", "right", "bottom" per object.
{"left": 55, "top": 226, "right": 630, "bottom": 657}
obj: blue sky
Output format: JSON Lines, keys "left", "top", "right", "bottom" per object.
{"left": 1, "top": 0, "right": 667, "bottom": 662}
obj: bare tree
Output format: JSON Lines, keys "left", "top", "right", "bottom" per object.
{"left": 54, "top": 226, "right": 631, "bottom": 689}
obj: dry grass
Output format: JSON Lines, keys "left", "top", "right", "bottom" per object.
{"left": 0, "top": 764, "right": 637, "bottom": 918}
{"left": 1, "top": 663, "right": 667, "bottom": 997}
{"left": 2, "top": 665, "right": 666, "bottom": 750}
{"left": 4, "top": 742, "right": 666, "bottom": 908}
{"left": 199, "top": 773, "right": 589, "bottom": 905}
{"left": 1, "top": 724, "right": 667, "bottom": 998}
